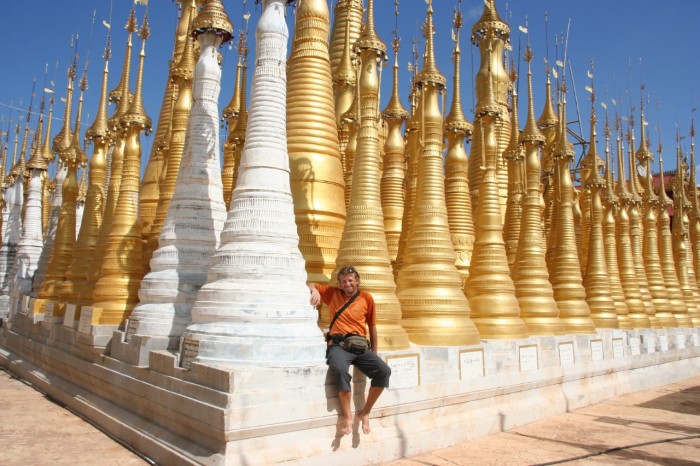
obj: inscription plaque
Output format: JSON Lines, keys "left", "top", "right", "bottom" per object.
{"left": 181, "top": 338, "right": 200, "bottom": 369}
{"left": 387, "top": 354, "right": 420, "bottom": 389}
{"left": 519, "top": 345, "right": 538, "bottom": 372}
{"left": 62, "top": 304, "right": 76, "bottom": 328}
{"left": 612, "top": 338, "right": 624, "bottom": 359}
{"left": 78, "top": 307, "right": 94, "bottom": 335}
{"left": 659, "top": 335, "right": 669, "bottom": 351}
{"left": 645, "top": 336, "right": 656, "bottom": 353}
{"left": 459, "top": 349, "right": 484, "bottom": 379}
{"left": 44, "top": 302, "right": 54, "bottom": 321}
{"left": 676, "top": 334, "right": 685, "bottom": 349}
{"left": 558, "top": 342, "right": 575, "bottom": 366}
{"left": 630, "top": 337, "right": 641, "bottom": 355}
{"left": 590, "top": 340, "right": 604, "bottom": 362}
{"left": 693, "top": 332, "right": 699, "bottom": 347}
{"left": 125, "top": 318, "right": 139, "bottom": 343}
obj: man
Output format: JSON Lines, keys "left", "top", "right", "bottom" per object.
{"left": 308, "top": 265, "right": 391, "bottom": 436}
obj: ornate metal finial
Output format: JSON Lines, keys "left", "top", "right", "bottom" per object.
{"left": 520, "top": 37, "right": 545, "bottom": 145}
{"left": 416, "top": 0, "right": 444, "bottom": 88}
{"left": 443, "top": 0, "right": 471, "bottom": 137}
{"left": 192, "top": 0, "right": 234, "bottom": 45}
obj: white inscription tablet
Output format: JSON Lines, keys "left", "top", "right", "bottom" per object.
{"left": 459, "top": 349, "right": 484, "bottom": 379}
{"left": 519, "top": 345, "right": 538, "bottom": 372}
{"left": 558, "top": 342, "right": 575, "bottom": 366}
{"left": 387, "top": 354, "right": 420, "bottom": 389}
{"left": 612, "top": 338, "right": 624, "bottom": 359}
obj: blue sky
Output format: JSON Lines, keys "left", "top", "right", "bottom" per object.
{"left": 1, "top": 0, "right": 699, "bottom": 178}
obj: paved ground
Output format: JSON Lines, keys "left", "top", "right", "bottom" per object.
{"left": 0, "top": 367, "right": 698, "bottom": 466}
{"left": 385, "top": 376, "right": 700, "bottom": 466}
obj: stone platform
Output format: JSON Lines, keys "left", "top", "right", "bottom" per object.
{"left": 1, "top": 311, "right": 699, "bottom": 465}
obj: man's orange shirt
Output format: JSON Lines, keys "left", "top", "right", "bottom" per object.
{"left": 317, "top": 284, "right": 376, "bottom": 337}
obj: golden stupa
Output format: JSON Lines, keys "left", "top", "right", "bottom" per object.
{"left": 396, "top": 0, "right": 479, "bottom": 346}
{"left": 333, "top": 0, "right": 409, "bottom": 350}
{"left": 381, "top": 4, "right": 409, "bottom": 267}
{"left": 511, "top": 46, "right": 563, "bottom": 336}
{"left": 443, "top": 6, "right": 475, "bottom": 285}
{"left": 91, "top": 13, "right": 152, "bottom": 325}
{"left": 287, "top": 0, "right": 347, "bottom": 293}
{"left": 464, "top": 49, "right": 527, "bottom": 340}
{"left": 656, "top": 144, "right": 690, "bottom": 327}
{"left": 469, "top": 0, "right": 511, "bottom": 217}
{"left": 502, "top": 64, "right": 524, "bottom": 271}
{"left": 548, "top": 80, "right": 595, "bottom": 334}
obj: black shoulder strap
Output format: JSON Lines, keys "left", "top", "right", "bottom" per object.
{"left": 328, "top": 290, "right": 361, "bottom": 336}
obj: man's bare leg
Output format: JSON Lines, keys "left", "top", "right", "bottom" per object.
{"left": 355, "top": 386, "right": 384, "bottom": 434}
{"left": 337, "top": 390, "right": 353, "bottom": 435}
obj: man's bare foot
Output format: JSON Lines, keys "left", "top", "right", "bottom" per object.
{"left": 341, "top": 415, "right": 352, "bottom": 435}
{"left": 355, "top": 411, "right": 371, "bottom": 434}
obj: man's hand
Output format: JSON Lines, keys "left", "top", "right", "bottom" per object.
{"left": 308, "top": 283, "right": 321, "bottom": 306}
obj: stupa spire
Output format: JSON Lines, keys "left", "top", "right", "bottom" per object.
{"left": 656, "top": 136, "right": 690, "bottom": 327}
{"left": 598, "top": 108, "right": 630, "bottom": 326}
{"left": 511, "top": 44, "right": 563, "bottom": 335}
{"left": 62, "top": 23, "right": 113, "bottom": 318}
{"left": 381, "top": 0, "right": 410, "bottom": 266}
{"left": 580, "top": 81, "right": 619, "bottom": 329}
{"left": 672, "top": 137, "right": 700, "bottom": 325}
{"left": 443, "top": 1, "right": 475, "bottom": 284}
{"left": 613, "top": 119, "right": 646, "bottom": 328}
{"left": 548, "top": 76, "right": 595, "bottom": 333}
{"left": 469, "top": 0, "right": 512, "bottom": 218}
{"left": 36, "top": 58, "right": 88, "bottom": 318}
{"left": 79, "top": 7, "right": 137, "bottom": 311}
{"left": 688, "top": 116, "right": 700, "bottom": 294}
{"left": 627, "top": 108, "right": 657, "bottom": 326}
{"left": 503, "top": 62, "right": 524, "bottom": 270}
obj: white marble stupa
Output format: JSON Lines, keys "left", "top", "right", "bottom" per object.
{"left": 123, "top": 4, "right": 229, "bottom": 351}
{"left": 31, "top": 162, "right": 66, "bottom": 298}
{"left": 0, "top": 175, "right": 24, "bottom": 316}
{"left": 9, "top": 119, "right": 49, "bottom": 315}
{"left": 182, "top": 0, "right": 325, "bottom": 367}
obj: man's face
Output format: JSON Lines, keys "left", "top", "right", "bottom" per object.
{"left": 338, "top": 272, "right": 359, "bottom": 297}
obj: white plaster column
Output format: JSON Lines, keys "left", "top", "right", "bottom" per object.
{"left": 32, "top": 162, "right": 67, "bottom": 297}
{"left": 126, "top": 31, "right": 227, "bottom": 347}
{"left": 9, "top": 168, "right": 45, "bottom": 314}
{"left": 0, "top": 178, "right": 24, "bottom": 315}
{"left": 183, "top": 0, "right": 325, "bottom": 367}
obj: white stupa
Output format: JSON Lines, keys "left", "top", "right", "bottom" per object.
{"left": 125, "top": 3, "right": 229, "bottom": 349}
{"left": 183, "top": 0, "right": 325, "bottom": 367}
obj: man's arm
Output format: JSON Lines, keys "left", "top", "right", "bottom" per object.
{"left": 369, "top": 324, "right": 378, "bottom": 353}
{"left": 307, "top": 283, "right": 321, "bottom": 306}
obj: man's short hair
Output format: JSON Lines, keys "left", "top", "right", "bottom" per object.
{"left": 337, "top": 265, "right": 360, "bottom": 281}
